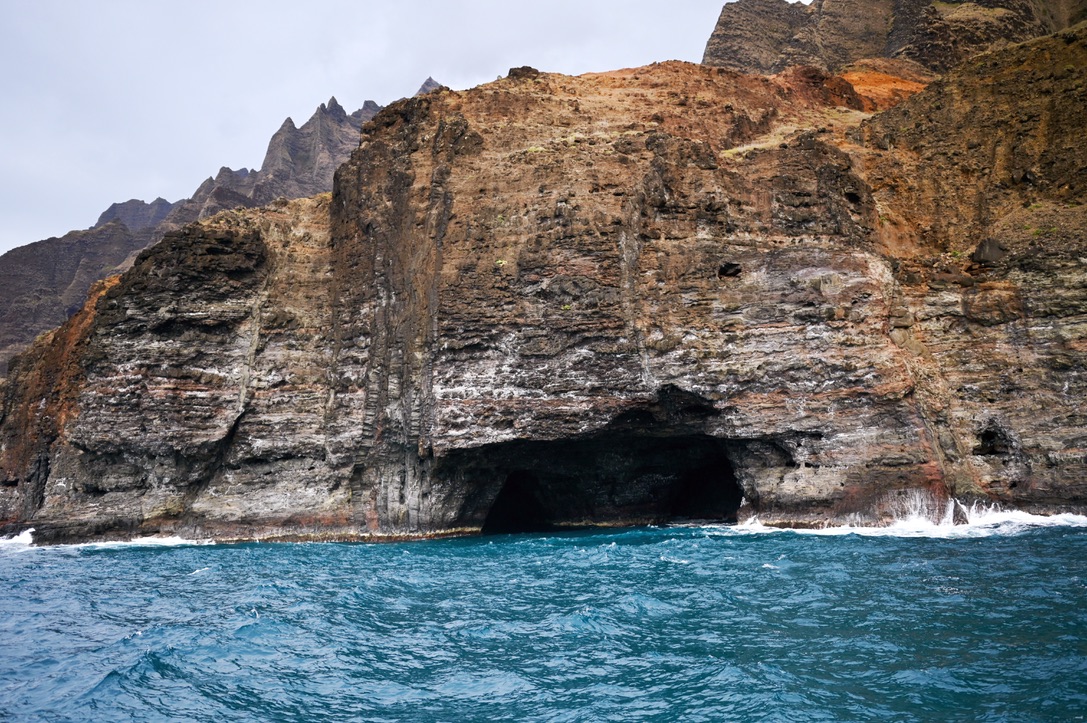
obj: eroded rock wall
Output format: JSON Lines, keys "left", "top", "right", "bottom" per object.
{"left": 853, "top": 25, "right": 1087, "bottom": 508}
{"left": 2, "top": 29, "right": 1085, "bottom": 543}
{"left": 703, "top": 0, "right": 1086, "bottom": 73}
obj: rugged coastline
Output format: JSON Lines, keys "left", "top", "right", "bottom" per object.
{"left": 2, "top": 23, "right": 1086, "bottom": 545}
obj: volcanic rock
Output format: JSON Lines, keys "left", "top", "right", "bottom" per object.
{"left": 416, "top": 77, "right": 443, "bottom": 95}
{"left": 0, "top": 222, "right": 147, "bottom": 377}
{"left": 2, "top": 28, "right": 1085, "bottom": 543}
{"left": 0, "top": 96, "right": 384, "bottom": 377}
{"left": 703, "top": 0, "right": 1087, "bottom": 73}
{"left": 95, "top": 197, "right": 176, "bottom": 232}
{"left": 158, "top": 97, "right": 382, "bottom": 232}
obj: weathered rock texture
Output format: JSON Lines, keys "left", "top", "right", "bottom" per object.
{"left": 1, "top": 26, "right": 1085, "bottom": 543}
{"left": 0, "top": 98, "right": 382, "bottom": 378}
{"left": 852, "top": 24, "right": 1087, "bottom": 506}
{"left": 0, "top": 222, "right": 148, "bottom": 377}
{"left": 703, "top": 0, "right": 1087, "bottom": 73}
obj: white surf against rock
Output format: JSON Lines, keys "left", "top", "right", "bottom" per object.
{"left": 716, "top": 499, "right": 1087, "bottom": 539}
{"left": 0, "top": 528, "right": 35, "bottom": 547}
{"left": 0, "top": 529, "right": 213, "bottom": 549}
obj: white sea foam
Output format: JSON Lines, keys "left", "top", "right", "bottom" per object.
{"left": 703, "top": 500, "right": 1087, "bottom": 539}
{"left": 68, "top": 536, "right": 213, "bottom": 550}
{"left": 1, "top": 529, "right": 214, "bottom": 550}
{"left": 0, "top": 528, "right": 35, "bottom": 547}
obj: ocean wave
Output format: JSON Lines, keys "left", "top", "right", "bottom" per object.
{"left": 704, "top": 503, "right": 1087, "bottom": 539}
{"left": 68, "top": 536, "right": 214, "bottom": 550}
{"left": 0, "top": 528, "right": 35, "bottom": 547}
{"left": 0, "top": 529, "right": 214, "bottom": 550}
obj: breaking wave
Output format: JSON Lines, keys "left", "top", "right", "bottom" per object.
{"left": 718, "top": 493, "right": 1087, "bottom": 539}
{"left": 0, "top": 530, "right": 212, "bottom": 551}
{"left": 0, "top": 528, "right": 35, "bottom": 548}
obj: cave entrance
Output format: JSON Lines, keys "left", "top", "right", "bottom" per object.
{"left": 669, "top": 460, "right": 743, "bottom": 522}
{"left": 481, "top": 471, "right": 551, "bottom": 534}
{"left": 470, "top": 434, "right": 743, "bottom": 535}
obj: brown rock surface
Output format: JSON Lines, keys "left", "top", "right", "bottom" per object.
{"left": 2, "top": 27, "right": 1085, "bottom": 543}
{"left": 851, "top": 24, "right": 1087, "bottom": 506}
{"left": 703, "top": 0, "right": 1087, "bottom": 73}
{"left": 0, "top": 98, "right": 382, "bottom": 378}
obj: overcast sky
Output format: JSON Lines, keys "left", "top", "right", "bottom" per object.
{"left": 0, "top": 0, "right": 743, "bottom": 254}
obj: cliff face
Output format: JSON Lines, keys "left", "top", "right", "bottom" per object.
{"left": 0, "top": 222, "right": 148, "bottom": 377}
{"left": 95, "top": 197, "right": 176, "bottom": 232}
{"left": 703, "top": 0, "right": 1087, "bottom": 73}
{"left": 0, "top": 98, "right": 381, "bottom": 378}
{"left": 2, "top": 27, "right": 1085, "bottom": 543}
{"left": 853, "top": 25, "right": 1087, "bottom": 506}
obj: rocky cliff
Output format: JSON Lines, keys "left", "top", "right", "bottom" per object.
{"left": 95, "top": 197, "right": 177, "bottom": 233}
{"left": 0, "top": 98, "right": 382, "bottom": 377}
{"left": 0, "top": 222, "right": 148, "bottom": 377}
{"left": 1, "top": 27, "right": 1085, "bottom": 544}
{"left": 703, "top": 0, "right": 1087, "bottom": 73}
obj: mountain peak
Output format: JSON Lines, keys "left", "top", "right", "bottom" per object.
{"left": 415, "top": 77, "right": 442, "bottom": 96}
{"left": 324, "top": 96, "right": 347, "bottom": 118}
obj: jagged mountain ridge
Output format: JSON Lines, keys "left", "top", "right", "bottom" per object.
{"left": 95, "top": 197, "right": 175, "bottom": 233}
{"left": 703, "top": 0, "right": 1087, "bottom": 73}
{"left": 0, "top": 96, "right": 384, "bottom": 376}
{"left": 2, "top": 23, "right": 1084, "bottom": 544}
{"left": 156, "top": 97, "right": 382, "bottom": 233}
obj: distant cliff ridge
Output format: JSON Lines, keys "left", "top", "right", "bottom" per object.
{"left": 703, "top": 0, "right": 1087, "bottom": 73}
{"left": 95, "top": 197, "right": 176, "bottom": 233}
{"left": 0, "top": 96, "right": 385, "bottom": 376}
{"left": 2, "top": 23, "right": 1084, "bottom": 544}
{"left": 152, "top": 96, "right": 382, "bottom": 234}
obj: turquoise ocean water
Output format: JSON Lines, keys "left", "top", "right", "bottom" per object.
{"left": 2, "top": 508, "right": 1086, "bottom": 721}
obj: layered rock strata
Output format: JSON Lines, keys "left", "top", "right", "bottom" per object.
{"left": 703, "top": 0, "right": 1087, "bottom": 73}
{"left": 0, "top": 98, "right": 382, "bottom": 377}
{"left": 2, "top": 27, "right": 1085, "bottom": 543}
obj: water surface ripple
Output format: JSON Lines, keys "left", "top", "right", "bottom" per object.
{"left": 2, "top": 516, "right": 1086, "bottom": 721}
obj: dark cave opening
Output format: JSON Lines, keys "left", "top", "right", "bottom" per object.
{"left": 482, "top": 470, "right": 552, "bottom": 534}
{"left": 669, "top": 460, "right": 743, "bottom": 522}
{"left": 473, "top": 434, "right": 744, "bottom": 535}
{"left": 974, "top": 424, "right": 1012, "bottom": 456}
{"left": 717, "top": 262, "right": 742, "bottom": 279}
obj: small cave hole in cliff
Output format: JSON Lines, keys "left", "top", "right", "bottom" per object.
{"left": 467, "top": 434, "right": 743, "bottom": 535}
{"left": 717, "top": 262, "right": 742, "bottom": 279}
{"left": 974, "top": 423, "right": 1012, "bottom": 456}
